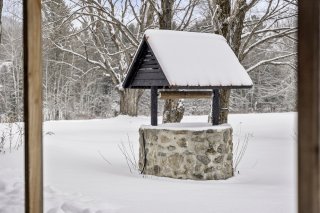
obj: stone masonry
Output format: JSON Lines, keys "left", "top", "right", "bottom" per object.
{"left": 138, "top": 124, "right": 233, "bottom": 180}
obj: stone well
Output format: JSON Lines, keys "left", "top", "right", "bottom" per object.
{"left": 138, "top": 123, "right": 233, "bottom": 180}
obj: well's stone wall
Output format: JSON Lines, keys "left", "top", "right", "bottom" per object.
{"left": 139, "top": 124, "right": 233, "bottom": 180}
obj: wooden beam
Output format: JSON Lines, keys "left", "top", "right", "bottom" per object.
{"left": 151, "top": 87, "right": 158, "bottom": 126}
{"left": 211, "top": 89, "right": 220, "bottom": 125}
{"left": 23, "top": 0, "right": 43, "bottom": 213}
{"left": 159, "top": 91, "right": 212, "bottom": 99}
{"left": 298, "top": 0, "right": 320, "bottom": 212}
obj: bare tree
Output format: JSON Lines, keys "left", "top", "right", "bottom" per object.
{"left": 50, "top": 0, "right": 199, "bottom": 117}
{"left": 49, "top": 0, "right": 155, "bottom": 116}
{"left": 0, "top": 12, "right": 23, "bottom": 122}
{"left": 32, "top": 0, "right": 297, "bottom": 121}
{"left": 202, "top": 0, "right": 297, "bottom": 123}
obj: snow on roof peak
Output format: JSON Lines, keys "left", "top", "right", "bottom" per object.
{"left": 143, "top": 30, "right": 253, "bottom": 87}
{"left": 145, "top": 29, "right": 226, "bottom": 41}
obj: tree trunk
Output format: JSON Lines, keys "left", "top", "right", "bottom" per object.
{"left": 212, "top": 0, "right": 246, "bottom": 124}
{"left": 229, "top": 0, "right": 246, "bottom": 56}
{"left": 212, "top": 0, "right": 231, "bottom": 124}
{"left": 160, "top": 0, "right": 185, "bottom": 123}
{"left": 159, "top": 0, "right": 174, "bottom": 29}
{"left": 0, "top": 0, "right": 3, "bottom": 43}
{"left": 162, "top": 99, "right": 184, "bottom": 123}
{"left": 216, "top": 0, "right": 231, "bottom": 39}
{"left": 119, "top": 89, "right": 143, "bottom": 116}
{"left": 219, "top": 89, "right": 230, "bottom": 124}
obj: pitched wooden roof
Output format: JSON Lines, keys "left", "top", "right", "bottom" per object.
{"left": 123, "top": 30, "right": 253, "bottom": 89}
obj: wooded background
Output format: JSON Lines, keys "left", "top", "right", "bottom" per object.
{"left": 0, "top": 0, "right": 297, "bottom": 123}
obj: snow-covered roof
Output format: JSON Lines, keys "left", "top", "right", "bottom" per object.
{"left": 123, "top": 30, "right": 253, "bottom": 88}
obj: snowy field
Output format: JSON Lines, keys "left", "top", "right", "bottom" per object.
{"left": 0, "top": 113, "right": 297, "bottom": 213}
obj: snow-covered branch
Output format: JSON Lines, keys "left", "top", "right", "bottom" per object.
{"left": 246, "top": 52, "right": 296, "bottom": 72}
{"left": 240, "top": 28, "right": 297, "bottom": 61}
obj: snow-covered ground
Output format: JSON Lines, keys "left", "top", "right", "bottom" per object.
{"left": 0, "top": 113, "right": 297, "bottom": 213}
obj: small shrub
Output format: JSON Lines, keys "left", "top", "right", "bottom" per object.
{"left": 0, "top": 118, "right": 24, "bottom": 153}
{"left": 118, "top": 135, "right": 139, "bottom": 174}
{"left": 233, "top": 123, "right": 253, "bottom": 174}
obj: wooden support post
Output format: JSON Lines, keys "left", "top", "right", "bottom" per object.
{"left": 298, "top": 0, "right": 320, "bottom": 212}
{"left": 23, "top": 0, "right": 43, "bottom": 212}
{"left": 151, "top": 86, "right": 158, "bottom": 126}
{"left": 212, "top": 89, "right": 219, "bottom": 125}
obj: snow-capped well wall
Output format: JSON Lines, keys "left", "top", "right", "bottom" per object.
{"left": 139, "top": 123, "right": 233, "bottom": 180}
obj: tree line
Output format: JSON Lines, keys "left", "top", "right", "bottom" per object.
{"left": 0, "top": 0, "right": 297, "bottom": 123}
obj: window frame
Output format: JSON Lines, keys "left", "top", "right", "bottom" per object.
{"left": 22, "top": 0, "right": 319, "bottom": 212}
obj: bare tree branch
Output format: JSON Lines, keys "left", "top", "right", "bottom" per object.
{"left": 246, "top": 52, "right": 296, "bottom": 72}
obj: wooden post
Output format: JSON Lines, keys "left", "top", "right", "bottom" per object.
{"left": 23, "top": 0, "right": 43, "bottom": 213}
{"left": 298, "top": 0, "right": 320, "bottom": 212}
{"left": 212, "top": 89, "right": 219, "bottom": 125}
{"left": 151, "top": 86, "right": 158, "bottom": 126}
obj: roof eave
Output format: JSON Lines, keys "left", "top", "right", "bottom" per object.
{"left": 122, "top": 36, "right": 148, "bottom": 88}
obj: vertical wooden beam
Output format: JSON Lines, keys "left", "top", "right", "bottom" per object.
{"left": 298, "top": 0, "right": 320, "bottom": 213}
{"left": 23, "top": 0, "right": 43, "bottom": 213}
{"left": 151, "top": 87, "right": 158, "bottom": 126}
{"left": 212, "top": 89, "right": 220, "bottom": 125}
